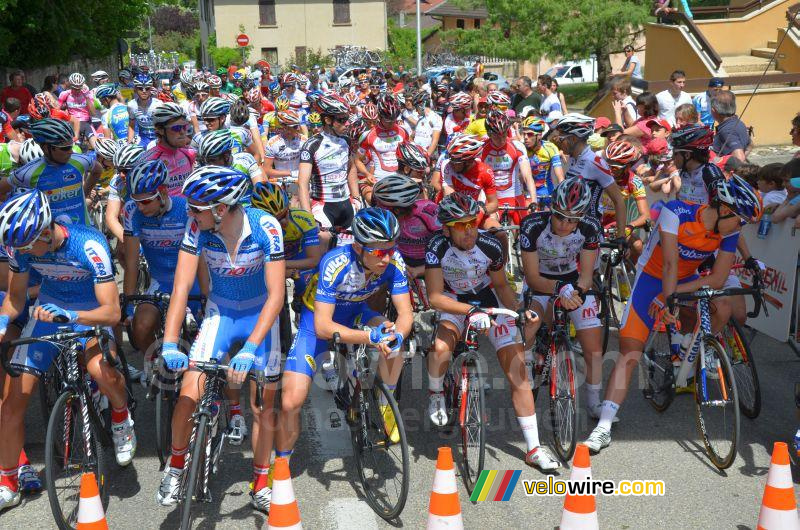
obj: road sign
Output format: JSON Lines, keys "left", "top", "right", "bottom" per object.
{"left": 236, "top": 34, "right": 250, "bottom": 47}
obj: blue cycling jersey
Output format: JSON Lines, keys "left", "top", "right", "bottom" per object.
{"left": 10, "top": 154, "right": 94, "bottom": 225}
{"left": 127, "top": 98, "right": 162, "bottom": 145}
{"left": 9, "top": 224, "right": 115, "bottom": 309}
{"left": 103, "top": 104, "right": 130, "bottom": 141}
{"left": 180, "top": 206, "right": 284, "bottom": 311}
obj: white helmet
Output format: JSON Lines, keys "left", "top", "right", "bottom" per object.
{"left": 151, "top": 102, "right": 187, "bottom": 126}
{"left": 18, "top": 139, "right": 44, "bottom": 165}
{"left": 93, "top": 137, "right": 119, "bottom": 160}
{"left": 68, "top": 72, "right": 85, "bottom": 89}
{"left": 372, "top": 174, "right": 421, "bottom": 208}
{"left": 91, "top": 70, "right": 109, "bottom": 82}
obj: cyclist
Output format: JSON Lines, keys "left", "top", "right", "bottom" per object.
{"left": 0, "top": 190, "right": 134, "bottom": 512}
{"left": 362, "top": 101, "right": 379, "bottom": 129}
{"left": 105, "top": 143, "right": 146, "bottom": 252}
{"left": 438, "top": 134, "right": 500, "bottom": 229}
{"left": 425, "top": 192, "right": 559, "bottom": 471}
{"left": 409, "top": 90, "right": 442, "bottom": 159}
{"left": 196, "top": 129, "right": 263, "bottom": 204}
{"left": 481, "top": 109, "right": 537, "bottom": 224}
{"left": 396, "top": 139, "right": 432, "bottom": 196}
{"left": 118, "top": 69, "right": 134, "bottom": 101}
{"left": 228, "top": 98, "right": 267, "bottom": 171}
{"left": 358, "top": 94, "right": 409, "bottom": 202}
{"left": 58, "top": 73, "right": 96, "bottom": 145}
{"left": 95, "top": 84, "right": 129, "bottom": 142}
{"left": 144, "top": 102, "right": 196, "bottom": 196}
{"left": 584, "top": 176, "right": 761, "bottom": 453}
{"left": 443, "top": 92, "right": 473, "bottom": 143}
{"left": 670, "top": 123, "right": 725, "bottom": 205}
{"left": 279, "top": 208, "right": 412, "bottom": 460}
{"left": 306, "top": 111, "right": 322, "bottom": 136}
{"left": 190, "top": 96, "right": 230, "bottom": 148}
{"left": 520, "top": 178, "right": 607, "bottom": 420}
{"left": 520, "top": 116, "right": 564, "bottom": 208}
{"left": 187, "top": 81, "right": 210, "bottom": 135}
{"left": 4, "top": 119, "right": 101, "bottom": 225}
{"left": 156, "top": 166, "right": 284, "bottom": 513}
{"left": 0, "top": 139, "right": 24, "bottom": 178}
{"left": 264, "top": 109, "right": 307, "bottom": 202}
{"left": 127, "top": 74, "right": 163, "bottom": 148}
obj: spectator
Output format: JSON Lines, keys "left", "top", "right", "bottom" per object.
{"left": 692, "top": 77, "right": 724, "bottom": 128}
{"left": 609, "top": 76, "right": 638, "bottom": 127}
{"left": 551, "top": 79, "right": 568, "bottom": 115}
{"left": 56, "top": 73, "right": 68, "bottom": 96}
{"left": 600, "top": 123, "right": 624, "bottom": 143}
{"left": 536, "top": 74, "right": 562, "bottom": 120}
{"left": 711, "top": 90, "right": 750, "bottom": 162}
{"left": 0, "top": 70, "right": 33, "bottom": 113}
{"left": 473, "top": 58, "right": 484, "bottom": 78}
{"left": 618, "top": 45, "right": 643, "bottom": 79}
{"left": 756, "top": 163, "right": 788, "bottom": 210}
{"left": 656, "top": 70, "right": 691, "bottom": 126}
{"left": 674, "top": 102, "right": 699, "bottom": 128}
{"left": 731, "top": 161, "right": 760, "bottom": 188}
{"left": 618, "top": 92, "right": 660, "bottom": 153}
{"left": 791, "top": 112, "right": 800, "bottom": 158}
{"left": 654, "top": 0, "right": 678, "bottom": 22}
{"left": 510, "top": 76, "right": 542, "bottom": 116}
{"left": 772, "top": 159, "right": 800, "bottom": 222}
{"left": 647, "top": 118, "right": 671, "bottom": 140}
{"left": 1, "top": 98, "right": 21, "bottom": 142}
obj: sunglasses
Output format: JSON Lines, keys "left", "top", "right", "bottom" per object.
{"left": 52, "top": 144, "right": 74, "bottom": 152}
{"left": 203, "top": 117, "right": 222, "bottom": 124}
{"left": 168, "top": 123, "right": 191, "bottom": 133}
{"left": 523, "top": 131, "right": 541, "bottom": 138}
{"left": 361, "top": 245, "right": 396, "bottom": 258}
{"left": 187, "top": 202, "right": 216, "bottom": 214}
{"left": 333, "top": 116, "right": 349, "bottom": 124}
{"left": 135, "top": 87, "right": 150, "bottom": 92}
{"left": 446, "top": 218, "right": 477, "bottom": 231}
{"left": 552, "top": 210, "right": 582, "bottom": 223}
{"left": 16, "top": 233, "right": 52, "bottom": 251}
{"left": 133, "top": 191, "right": 160, "bottom": 204}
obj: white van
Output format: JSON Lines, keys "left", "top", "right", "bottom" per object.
{"left": 545, "top": 59, "right": 598, "bottom": 85}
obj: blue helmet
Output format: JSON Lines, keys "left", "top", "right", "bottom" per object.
{"left": 713, "top": 174, "right": 763, "bottom": 224}
{"left": 133, "top": 74, "right": 153, "bottom": 88}
{"left": 0, "top": 189, "right": 52, "bottom": 247}
{"left": 182, "top": 165, "right": 249, "bottom": 206}
{"left": 29, "top": 118, "right": 73, "bottom": 145}
{"left": 197, "top": 129, "right": 234, "bottom": 164}
{"left": 95, "top": 83, "right": 118, "bottom": 100}
{"left": 352, "top": 207, "right": 399, "bottom": 245}
{"left": 128, "top": 159, "right": 169, "bottom": 196}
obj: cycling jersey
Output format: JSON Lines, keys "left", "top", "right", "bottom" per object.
{"left": 107, "top": 173, "right": 127, "bottom": 203}
{"left": 425, "top": 232, "right": 503, "bottom": 295}
{"left": 677, "top": 163, "right": 724, "bottom": 205}
{"left": 144, "top": 143, "right": 196, "bottom": 197}
{"left": 565, "top": 145, "right": 615, "bottom": 220}
{"left": 0, "top": 142, "right": 17, "bottom": 177}
{"left": 440, "top": 159, "right": 496, "bottom": 202}
{"left": 230, "top": 125, "right": 254, "bottom": 153}
{"left": 127, "top": 98, "right": 163, "bottom": 146}
{"left": 359, "top": 124, "right": 409, "bottom": 181}
{"left": 413, "top": 109, "right": 443, "bottom": 151}
{"left": 519, "top": 211, "right": 601, "bottom": 279}
{"left": 283, "top": 208, "right": 320, "bottom": 262}
{"left": 265, "top": 134, "right": 306, "bottom": 172}
{"left": 480, "top": 139, "right": 528, "bottom": 200}
{"left": 464, "top": 117, "right": 487, "bottom": 138}
{"left": 187, "top": 100, "right": 206, "bottom": 133}
{"left": 397, "top": 200, "right": 440, "bottom": 267}
{"left": 443, "top": 113, "right": 470, "bottom": 142}
{"left": 601, "top": 174, "right": 646, "bottom": 226}
{"left": 281, "top": 89, "right": 308, "bottom": 112}
{"left": 180, "top": 207, "right": 284, "bottom": 311}
{"left": 527, "top": 141, "right": 562, "bottom": 195}
{"left": 102, "top": 103, "right": 129, "bottom": 141}
{"left": 58, "top": 88, "right": 94, "bottom": 122}
{"left": 11, "top": 154, "right": 94, "bottom": 225}
{"left": 299, "top": 131, "right": 350, "bottom": 202}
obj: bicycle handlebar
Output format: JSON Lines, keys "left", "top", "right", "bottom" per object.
{"left": 669, "top": 286, "right": 764, "bottom": 319}
{"left": 1, "top": 326, "right": 114, "bottom": 378}
{"left": 188, "top": 360, "right": 267, "bottom": 408}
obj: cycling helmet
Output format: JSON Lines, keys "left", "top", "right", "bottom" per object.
{"left": 521, "top": 116, "right": 547, "bottom": 134}
{"left": 229, "top": 99, "right": 251, "bottom": 126}
{"left": 446, "top": 134, "right": 484, "bottom": 162}
{"left": 156, "top": 89, "right": 175, "bottom": 104}
{"left": 551, "top": 113, "right": 595, "bottom": 140}
{"left": 449, "top": 92, "right": 472, "bottom": 111}
{"left": 552, "top": 176, "right": 592, "bottom": 216}
{"left": 274, "top": 95, "right": 290, "bottom": 112}
{"left": 344, "top": 92, "right": 360, "bottom": 108}
{"left": 352, "top": 207, "right": 399, "bottom": 245}
{"left": 372, "top": 174, "right": 421, "bottom": 208}
{"left": 0, "top": 189, "right": 52, "bottom": 248}
{"left": 91, "top": 70, "right": 109, "bottom": 83}
{"left": 396, "top": 141, "right": 430, "bottom": 171}
{"left": 128, "top": 159, "right": 169, "bottom": 195}
{"left": 377, "top": 93, "right": 401, "bottom": 120}
{"left": 193, "top": 81, "right": 210, "bottom": 94}
{"left": 362, "top": 102, "right": 378, "bottom": 121}
{"left": 245, "top": 87, "right": 262, "bottom": 103}
{"left": 436, "top": 81, "right": 451, "bottom": 94}
{"left": 182, "top": 165, "right": 249, "bottom": 206}
{"left": 307, "top": 90, "right": 323, "bottom": 108}
{"left": 93, "top": 137, "right": 119, "bottom": 160}
{"left": 485, "top": 109, "right": 510, "bottom": 135}
{"left": 250, "top": 181, "right": 288, "bottom": 215}
{"left": 370, "top": 75, "right": 383, "bottom": 87}
{"left": 412, "top": 90, "right": 430, "bottom": 109}
{"left": 27, "top": 98, "right": 50, "bottom": 120}
{"left": 180, "top": 70, "right": 194, "bottom": 86}
{"left": 113, "top": 144, "right": 145, "bottom": 170}
{"left": 307, "top": 112, "right": 322, "bottom": 127}
{"left": 671, "top": 123, "right": 714, "bottom": 151}
{"left": 348, "top": 117, "right": 368, "bottom": 144}
{"left": 68, "top": 72, "right": 85, "bottom": 89}
{"left": 486, "top": 91, "right": 511, "bottom": 107}
{"left": 437, "top": 192, "right": 480, "bottom": 224}
{"left": 277, "top": 109, "right": 302, "bottom": 127}
{"left": 94, "top": 83, "right": 117, "bottom": 100}
{"left": 197, "top": 130, "right": 234, "bottom": 163}
{"left": 18, "top": 139, "right": 44, "bottom": 165}
{"left": 713, "top": 174, "right": 762, "bottom": 223}
{"left": 30, "top": 118, "right": 74, "bottom": 145}
{"left": 118, "top": 69, "right": 132, "bottom": 80}
{"left": 132, "top": 74, "right": 153, "bottom": 89}
{"left": 200, "top": 97, "right": 231, "bottom": 119}
{"left": 316, "top": 94, "right": 349, "bottom": 117}
{"left": 152, "top": 102, "right": 186, "bottom": 126}
{"left": 207, "top": 75, "right": 222, "bottom": 89}
{"left": 282, "top": 72, "right": 298, "bottom": 86}
{"left": 357, "top": 73, "right": 369, "bottom": 83}
{"left": 339, "top": 77, "right": 353, "bottom": 90}
{"left": 604, "top": 140, "right": 641, "bottom": 167}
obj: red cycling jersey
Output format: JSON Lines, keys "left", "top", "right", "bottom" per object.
{"left": 441, "top": 159, "right": 496, "bottom": 201}
{"left": 359, "top": 124, "right": 409, "bottom": 181}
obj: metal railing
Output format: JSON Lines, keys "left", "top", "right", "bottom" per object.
{"left": 660, "top": 11, "right": 723, "bottom": 70}
{"left": 692, "top": 0, "right": 773, "bottom": 19}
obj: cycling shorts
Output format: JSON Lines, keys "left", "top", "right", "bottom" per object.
{"left": 0, "top": 291, "right": 30, "bottom": 331}
{"left": 619, "top": 271, "right": 697, "bottom": 344}
{"left": 530, "top": 293, "right": 600, "bottom": 331}
{"left": 284, "top": 304, "right": 382, "bottom": 378}
{"left": 189, "top": 299, "right": 280, "bottom": 380}
{"left": 78, "top": 121, "right": 94, "bottom": 141}
{"left": 535, "top": 186, "right": 551, "bottom": 208}
{"left": 497, "top": 195, "right": 528, "bottom": 226}
{"left": 438, "top": 290, "right": 520, "bottom": 351}
{"left": 311, "top": 199, "right": 355, "bottom": 229}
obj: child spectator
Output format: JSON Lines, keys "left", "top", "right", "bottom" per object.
{"left": 674, "top": 103, "right": 699, "bottom": 129}
{"left": 756, "top": 163, "right": 788, "bottom": 210}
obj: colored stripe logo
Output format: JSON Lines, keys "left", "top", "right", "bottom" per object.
{"left": 470, "top": 470, "right": 522, "bottom": 502}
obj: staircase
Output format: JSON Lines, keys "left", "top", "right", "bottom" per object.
{"left": 718, "top": 28, "right": 787, "bottom": 88}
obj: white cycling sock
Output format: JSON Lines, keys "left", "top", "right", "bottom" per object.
{"left": 517, "top": 414, "right": 540, "bottom": 452}
{"left": 597, "top": 400, "right": 620, "bottom": 432}
{"left": 428, "top": 374, "right": 444, "bottom": 393}
{"left": 586, "top": 383, "right": 602, "bottom": 410}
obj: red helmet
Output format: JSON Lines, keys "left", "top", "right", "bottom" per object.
{"left": 377, "top": 93, "right": 401, "bottom": 120}
{"left": 28, "top": 98, "right": 50, "bottom": 120}
{"left": 485, "top": 109, "right": 510, "bottom": 135}
{"left": 449, "top": 92, "right": 472, "bottom": 111}
{"left": 362, "top": 102, "right": 379, "bottom": 121}
{"left": 671, "top": 123, "right": 714, "bottom": 151}
{"left": 396, "top": 141, "right": 430, "bottom": 171}
{"left": 446, "top": 134, "right": 484, "bottom": 162}
{"left": 347, "top": 117, "right": 368, "bottom": 144}
{"left": 344, "top": 92, "right": 360, "bottom": 107}
{"left": 604, "top": 140, "right": 641, "bottom": 167}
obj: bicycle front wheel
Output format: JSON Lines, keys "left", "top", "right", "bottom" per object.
{"left": 722, "top": 319, "right": 761, "bottom": 419}
{"left": 461, "top": 360, "right": 486, "bottom": 492}
{"left": 550, "top": 338, "right": 579, "bottom": 462}
{"left": 45, "top": 390, "right": 107, "bottom": 530}
{"left": 694, "top": 337, "right": 740, "bottom": 470}
{"left": 180, "top": 414, "right": 209, "bottom": 530}
{"left": 155, "top": 389, "right": 176, "bottom": 469}
{"left": 350, "top": 380, "right": 409, "bottom": 520}
{"left": 642, "top": 328, "right": 676, "bottom": 413}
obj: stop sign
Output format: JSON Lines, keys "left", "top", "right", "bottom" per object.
{"left": 236, "top": 34, "right": 250, "bottom": 47}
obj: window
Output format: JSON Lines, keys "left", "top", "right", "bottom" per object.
{"left": 259, "top": 0, "right": 276, "bottom": 26}
{"left": 570, "top": 66, "right": 583, "bottom": 79}
{"left": 333, "top": 0, "right": 351, "bottom": 24}
{"left": 261, "top": 47, "right": 278, "bottom": 64}
{"left": 456, "top": 18, "right": 465, "bottom": 29}
{"left": 474, "top": 19, "right": 480, "bottom": 29}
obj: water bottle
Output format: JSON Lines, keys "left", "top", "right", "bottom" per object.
{"left": 757, "top": 211, "right": 772, "bottom": 239}
{"left": 617, "top": 269, "right": 631, "bottom": 300}
{"left": 669, "top": 329, "right": 683, "bottom": 364}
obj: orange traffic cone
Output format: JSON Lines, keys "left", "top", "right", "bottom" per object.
{"left": 427, "top": 447, "right": 463, "bottom": 529}
{"left": 757, "top": 442, "right": 800, "bottom": 529}
{"left": 267, "top": 457, "right": 302, "bottom": 529}
{"left": 560, "top": 444, "right": 598, "bottom": 530}
{"left": 76, "top": 472, "right": 108, "bottom": 530}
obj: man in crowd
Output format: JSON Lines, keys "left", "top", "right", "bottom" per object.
{"left": 711, "top": 90, "right": 750, "bottom": 162}
{"left": 656, "top": 69, "right": 691, "bottom": 127}
{"left": 511, "top": 76, "right": 542, "bottom": 117}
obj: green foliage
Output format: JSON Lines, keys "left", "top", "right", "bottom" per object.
{"left": 0, "top": 0, "right": 149, "bottom": 68}
{"left": 151, "top": 31, "right": 199, "bottom": 64}
{"left": 559, "top": 82, "right": 598, "bottom": 108}
{"left": 282, "top": 48, "right": 334, "bottom": 71}
{"left": 386, "top": 19, "right": 436, "bottom": 69}
{"left": 209, "top": 46, "right": 245, "bottom": 68}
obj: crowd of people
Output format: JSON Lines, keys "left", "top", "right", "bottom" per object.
{"left": 0, "top": 57, "right": 797, "bottom": 524}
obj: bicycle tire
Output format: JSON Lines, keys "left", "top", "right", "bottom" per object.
{"left": 45, "top": 390, "right": 107, "bottom": 530}
{"left": 155, "top": 389, "right": 175, "bottom": 469}
{"left": 550, "top": 337, "right": 578, "bottom": 462}
{"left": 350, "top": 380, "right": 409, "bottom": 520}
{"left": 642, "top": 329, "right": 676, "bottom": 412}
{"left": 180, "top": 414, "right": 209, "bottom": 530}
{"left": 723, "top": 318, "right": 761, "bottom": 419}
{"left": 694, "top": 337, "right": 740, "bottom": 470}
{"left": 39, "top": 364, "right": 62, "bottom": 428}
{"left": 461, "top": 360, "right": 486, "bottom": 493}
{"left": 594, "top": 276, "right": 612, "bottom": 355}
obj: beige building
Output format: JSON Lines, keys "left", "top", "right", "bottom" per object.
{"left": 213, "top": 0, "right": 388, "bottom": 66}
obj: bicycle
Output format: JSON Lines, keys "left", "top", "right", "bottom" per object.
{"left": 497, "top": 204, "right": 530, "bottom": 282}
{"left": 1, "top": 326, "right": 132, "bottom": 530}
{"left": 327, "top": 331, "right": 409, "bottom": 520}
{"left": 178, "top": 359, "right": 267, "bottom": 530}
{"left": 595, "top": 237, "right": 632, "bottom": 356}
{"left": 89, "top": 185, "right": 109, "bottom": 238}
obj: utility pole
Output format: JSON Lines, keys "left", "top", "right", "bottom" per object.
{"left": 416, "top": 0, "right": 422, "bottom": 74}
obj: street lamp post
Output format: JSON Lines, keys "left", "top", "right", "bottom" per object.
{"left": 416, "top": 0, "right": 422, "bottom": 74}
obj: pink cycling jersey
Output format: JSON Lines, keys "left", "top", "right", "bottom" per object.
{"left": 145, "top": 143, "right": 197, "bottom": 196}
{"left": 397, "top": 200, "right": 440, "bottom": 266}
{"left": 58, "top": 88, "right": 94, "bottom": 122}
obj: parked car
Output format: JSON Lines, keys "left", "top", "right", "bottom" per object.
{"left": 544, "top": 59, "right": 598, "bottom": 85}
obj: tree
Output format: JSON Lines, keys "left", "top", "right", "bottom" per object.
{"left": 386, "top": 19, "right": 436, "bottom": 70}
{"left": 444, "top": 0, "right": 649, "bottom": 88}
